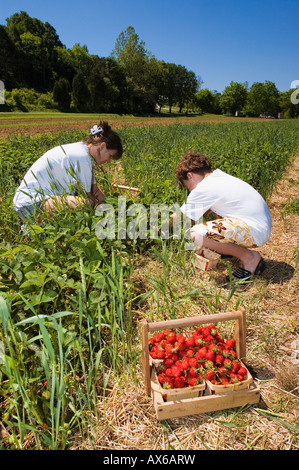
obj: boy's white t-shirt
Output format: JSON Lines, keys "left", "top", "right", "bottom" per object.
{"left": 180, "top": 169, "right": 272, "bottom": 246}
{"left": 13, "top": 142, "right": 95, "bottom": 209}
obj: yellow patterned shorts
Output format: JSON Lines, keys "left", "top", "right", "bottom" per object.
{"left": 191, "top": 217, "right": 257, "bottom": 248}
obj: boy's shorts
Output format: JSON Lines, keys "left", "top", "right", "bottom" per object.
{"left": 191, "top": 217, "right": 257, "bottom": 248}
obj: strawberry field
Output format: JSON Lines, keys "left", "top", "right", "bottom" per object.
{"left": 0, "top": 116, "right": 298, "bottom": 450}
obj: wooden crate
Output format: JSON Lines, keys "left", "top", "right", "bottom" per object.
{"left": 141, "top": 307, "right": 260, "bottom": 420}
{"left": 206, "top": 361, "right": 253, "bottom": 394}
{"left": 194, "top": 248, "right": 220, "bottom": 271}
{"left": 151, "top": 363, "right": 206, "bottom": 401}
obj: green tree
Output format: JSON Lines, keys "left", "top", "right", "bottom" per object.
{"left": 72, "top": 72, "right": 91, "bottom": 112}
{"left": 195, "top": 88, "right": 215, "bottom": 113}
{"left": 104, "top": 57, "right": 127, "bottom": 112}
{"left": 220, "top": 81, "right": 248, "bottom": 115}
{"left": 53, "top": 77, "right": 71, "bottom": 111}
{"left": 0, "top": 25, "right": 19, "bottom": 89}
{"left": 279, "top": 89, "right": 299, "bottom": 119}
{"left": 5, "top": 11, "right": 63, "bottom": 90}
{"left": 245, "top": 81, "right": 280, "bottom": 117}
{"left": 164, "top": 63, "right": 178, "bottom": 113}
{"left": 111, "top": 26, "right": 156, "bottom": 113}
{"left": 175, "top": 65, "right": 200, "bottom": 113}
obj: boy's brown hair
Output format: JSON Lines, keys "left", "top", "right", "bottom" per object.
{"left": 175, "top": 151, "right": 212, "bottom": 184}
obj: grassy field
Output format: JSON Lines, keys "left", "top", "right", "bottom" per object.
{"left": 0, "top": 113, "right": 298, "bottom": 450}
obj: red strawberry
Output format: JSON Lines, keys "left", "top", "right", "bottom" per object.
{"left": 174, "top": 376, "right": 186, "bottom": 388}
{"left": 205, "top": 369, "right": 215, "bottom": 381}
{"left": 174, "top": 360, "right": 183, "bottom": 368}
{"left": 197, "top": 346, "right": 208, "bottom": 358}
{"left": 163, "top": 377, "right": 174, "bottom": 389}
{"left": 218, "top": 366, "right": 228, "bottom": 378}
{"left": 166, "top": 333, "right": 176, "bottom": 344}
{"left": 238, "top": 366, "right": 247, "bottom": 377}
{"left": 165, "top": 343, "right": 175, "bottom": 355}
{"left": 208, "top": 343, "right": 219, "bottom": 352}
{"left": 197, "top": 372, "right": 203, "bottom": 382}
{"left": 150, "top": 349, "right": 158, "bottom": 359}
{"left": 171, "top": 353, "right": 179, "bottom": 362}
{"left": 205, "top": 334, "right": 216, "bottom": 343}
{"left": 215, "top": 354, "right": 224, "bottom": 365}
{"left": 226, "top": 338, "right": 236, "bottom": 350}
{"left": 231, "top": 360, "right": 240, "bottom": 373}
{"left": 187, "top": 378, "right": 199, "bottom": 387}
{"left": 205, "top": 350, "right": 216, "bottom": 362}
{"left": 157, "top": 350, "right": 165, "bottom": 359}
{"left": 165, "top": 368, "right": 174, "bottom": 377}
{"left": 187, "top": 367, "right": 198, "bottom": 378}
{"left": 204, "top": 360, "right": 214, "bottom": 370}
{"left": 175, "top": 341, "right": 187, "bottom": 351}
{"left": 188, "top": 357, "right": 198, "bottom": 368}
{"left": 176, "top": 333, "right": 185, "bottom": 343}
{"left": 220, "top": 378, "right": 229, "bottom": 385}
{"left": 230, "top": 374, "right": 241, "bottom": 384}
{"left": 164, "top": 358, "right": 174, "bottom": 368}
{"left": 222, "top": 349, "right": 231, "bottom": 358}
{"left": 180, "top": 359, "right": 189, "bottom": 370}
{"left": 156, "top": 363, "right": 166, "bottom": 372}
{"left": 224, "top": 358, "right": 232, "bottom": 370}
{"left": 155, "top": 332, "right": 166, "bottom": 342}
{"left": 186, "top": 349, "right": 195, "bottom": 358}
{"left": 185, "top": 336, "right": 195, "bottom": 347}
{"left": 157, "top": 374, "right": 166, "bottom": 384}
{"left": 171, "top": 366, "right": 182, "bottom": 377}
{"left": 194, "top": 327, "right": 203, "bottom": 335}
{"left": 202, "top": 326, "right": 211, "bottom": 337}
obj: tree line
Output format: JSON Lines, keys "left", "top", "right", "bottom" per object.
{"left": 0, "top": 11, "right": 298, "bottom": 118}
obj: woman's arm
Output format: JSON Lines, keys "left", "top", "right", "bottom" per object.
{"left": 86, "top": 183, "right": 105, "bottom": 208}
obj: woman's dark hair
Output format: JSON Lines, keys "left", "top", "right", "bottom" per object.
{"left": 175, "top": 151, "right": 212, "bottom": 183}
{"left": 87, "top": 121, "right": 123, "bottom": 160}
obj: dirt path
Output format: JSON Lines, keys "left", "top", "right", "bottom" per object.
{"left": 258, "top": 154, "right": 298, "bottom": 317}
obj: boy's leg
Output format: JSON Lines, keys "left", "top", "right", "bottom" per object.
{"left": 192, "top": 231, "right": 262, "bottom": 274}
{"left": 191, "top": 218, "right": 263, "bottom": 276}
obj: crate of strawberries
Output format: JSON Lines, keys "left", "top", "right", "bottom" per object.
{"left": 149, "top": 322, "right": 252, "bottom": 400}
{"left": 141, "top": 308, "right": 260, "bottom": 419}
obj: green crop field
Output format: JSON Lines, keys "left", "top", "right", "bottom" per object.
{"left": 0, "top": 116, "right": 298, "bottom": 450}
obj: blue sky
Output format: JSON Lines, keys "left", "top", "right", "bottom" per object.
{"left": 0, "top": 0, "right": 297, "bottom": 93}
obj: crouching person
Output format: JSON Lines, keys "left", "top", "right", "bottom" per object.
{"left": 174, "top": 151, "right": 272, "bottom": 282}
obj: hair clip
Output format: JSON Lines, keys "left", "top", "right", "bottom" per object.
{"left": 90, "top": 125, "right": 103, "bottom": 136}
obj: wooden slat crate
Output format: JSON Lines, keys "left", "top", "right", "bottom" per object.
{"left": 206, "top": 361, "right": 253, "bottom": 394}
{"left": 194, "top": 248, "right": 220, "bottom": 271}
{"left": 150, "top": 360, "right": 206, "bottom": 402}
{"left": 141, "top": 307, "right": 260, "bottom": 420}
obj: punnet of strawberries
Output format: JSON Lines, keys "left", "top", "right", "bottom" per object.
{"left": 149, "top": 324, "right": 248, "bottom": 389}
